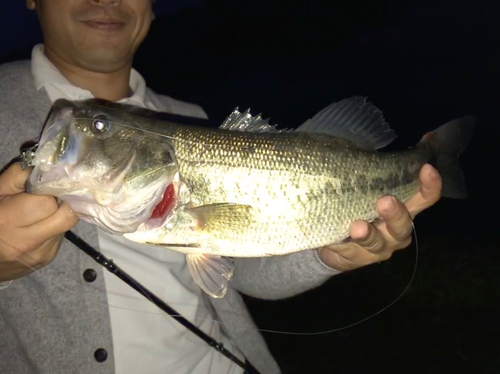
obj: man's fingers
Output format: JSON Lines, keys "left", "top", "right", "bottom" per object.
{"left": 1, "top": 193, "right": 59, "bottom": 227}
{"left": 21, "top": 235, "right": 62, "bottom": 268}
{"left": 405, "top": 164, "right": 442, "bottom": 217}
{"left": 319, "top": 242, "right": 378, "bottom": 271}
{"left": 350, "top": 220, "right": 385, "bottom": 253}
{"left": 0, "top": 163, "right": 32, "bottom": 196}
{"left": 28, "top": 202, "right": 79, "bottom": 244}
{"left": 377, "top": 195, "right": 413, "bottom": 243}
{"left": 419, "top": 164, "right": 442, "bottom": 202}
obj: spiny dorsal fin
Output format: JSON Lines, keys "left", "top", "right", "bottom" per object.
{"left": 219, "top": 107, "right": 290, "bottom": 133}
{"left": 296, "top": 96, "right": 397, "bottom": 150}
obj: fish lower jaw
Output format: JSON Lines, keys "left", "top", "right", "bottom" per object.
{"left": 78, "top": 178, "right": 173, "bottom": 233}
{"left": 50, "top": 186, "right": 161, "bottom": 234}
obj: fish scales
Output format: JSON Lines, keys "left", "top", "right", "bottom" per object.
{"left": 165, "top": 126, "right": 430, "bottom": 256}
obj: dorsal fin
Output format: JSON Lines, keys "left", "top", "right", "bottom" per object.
{"left": 296, "top": 96, "right": 397, "bottom": 150}
{"left": 219, "top": 107, "right": 290, "bottom": 133}
{"left": 218, "top": 97, "right": 397, "bottom": 150}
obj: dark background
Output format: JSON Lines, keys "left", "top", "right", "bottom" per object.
{"left": 1, "top": 1, "right": 499, "bottom": 373}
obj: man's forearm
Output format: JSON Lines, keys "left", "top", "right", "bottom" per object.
{"left": 231, "top": 249, "right": 342, "bottom": 300}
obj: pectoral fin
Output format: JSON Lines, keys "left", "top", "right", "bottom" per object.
{"left": 187, "top": 203, "right": 255, "bottom": 233}
{"left": 186, "top": 254, "right": 235, "bottom": 298}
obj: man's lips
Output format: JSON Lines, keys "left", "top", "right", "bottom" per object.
{"left": 82, "top": 20, "right": 125, "bottom": 31}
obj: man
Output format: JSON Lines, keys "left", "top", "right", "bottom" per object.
{"left": 0, "top": 0, "right": 442, "bottom": 373}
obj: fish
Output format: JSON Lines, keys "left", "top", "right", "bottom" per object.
{"left": 26, "top": 96, "right": 475, "bottom": 298}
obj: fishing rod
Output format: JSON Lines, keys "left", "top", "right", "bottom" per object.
{"left": 64, "top": 230, "right": 260, "bottom": 374}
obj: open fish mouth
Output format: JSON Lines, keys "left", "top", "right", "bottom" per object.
{"left": 27, "top": 103, "right": 77, "bottom": 191}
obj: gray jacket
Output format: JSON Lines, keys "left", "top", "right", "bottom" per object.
{"left": 0, "top": 60, "right": 339, "bottom": 374}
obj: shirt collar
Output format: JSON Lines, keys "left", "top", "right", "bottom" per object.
{"left": 31, "top": 43, "right": 148, "bottom": 106}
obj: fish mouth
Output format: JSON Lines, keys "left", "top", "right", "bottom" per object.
{"left": 26, "top": 102, "right": 76, "bottom": 193}
{"left": 38, "top": 100, "right": 76, "bottom": 148}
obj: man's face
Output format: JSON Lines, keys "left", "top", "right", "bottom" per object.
{"left": 26, "top": 0, "right": 154, "bottom": 73}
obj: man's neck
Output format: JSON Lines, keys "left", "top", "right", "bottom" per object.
{"left": 44, "top": 47, "right": 132, "bottom": 102}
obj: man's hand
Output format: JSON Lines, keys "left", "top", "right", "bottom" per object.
{"left": 318, "top": 164, "right": 442, "bottom": 271}
{"left": 0, "top": 163, "right": 79, "bottom": 282}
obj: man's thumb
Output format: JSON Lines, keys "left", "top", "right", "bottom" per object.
{"left": 0, "top": 163, "right": 32, "bottom": 196}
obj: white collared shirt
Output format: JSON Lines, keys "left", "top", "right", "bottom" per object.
{"left": 31, "top": 44, "right": 244, "bottom": 374}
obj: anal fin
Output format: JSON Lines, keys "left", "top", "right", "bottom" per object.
{"left": 186, "top": 254, "right": 235, "bottom": 298}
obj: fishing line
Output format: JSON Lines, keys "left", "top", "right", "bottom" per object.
{"left": 72, "top": 117, "right": 207, "bottom": 144}
{"left": 71, "top": 117, "right": 284, "bottom": 148}
{"left": 13, "top": 221, "right": 418, "bottom": 336}
{"left": 255, "top": 221, "right": 419, "bottom": 336}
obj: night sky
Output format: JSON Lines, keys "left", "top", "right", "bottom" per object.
{"left": 1, "top": 1, "right": 499, "bottom": 373}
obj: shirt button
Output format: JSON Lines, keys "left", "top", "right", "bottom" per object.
{"left": 94, "top": 348, "right": 108, "bottom": 363}
{"left": 83, "top": 269, "right": 97, "bottom": 283}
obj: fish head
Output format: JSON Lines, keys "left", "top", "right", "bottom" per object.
{"left": 27, "top": 99, "right": 179, "bottom": 234}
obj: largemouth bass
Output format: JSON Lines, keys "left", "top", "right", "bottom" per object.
{"left": 26, "top": 97, "right": 474, "bottom": 297}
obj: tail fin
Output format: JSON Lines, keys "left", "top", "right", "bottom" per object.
{"left": 421, "top": 116, "right": 475, "bottom": 199}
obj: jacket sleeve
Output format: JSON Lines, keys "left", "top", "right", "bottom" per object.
{"left": 0, "top": 61, "right": 52, "bottom": 171}
{"left": 230, "top": 249, "right": 342, "bottom": 300}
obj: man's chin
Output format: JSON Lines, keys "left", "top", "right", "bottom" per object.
{"left": 74, "top": 49, "right": 133, "bottom": 73}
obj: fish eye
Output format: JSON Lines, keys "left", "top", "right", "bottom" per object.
{"left": 92, "top": 115, "right": 110, "bottom": 133}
